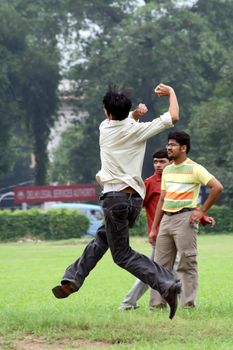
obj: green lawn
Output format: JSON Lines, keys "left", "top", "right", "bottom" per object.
{"left": 0, "top": 234, "right": 232, "bottom": 350}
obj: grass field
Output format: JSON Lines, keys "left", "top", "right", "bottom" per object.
{"left": 0, "top": 234, "right": 232, "bottom": 350}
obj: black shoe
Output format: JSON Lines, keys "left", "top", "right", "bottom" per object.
{"left": 164, "top": 282, "right": 182, "bottom": 320}
{"left": 52, "top": 282, "right": 77, "bottom": 299}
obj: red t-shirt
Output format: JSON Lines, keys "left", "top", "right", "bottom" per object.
{"left": 143, "top": 172, "right": 162, "bottom": 235}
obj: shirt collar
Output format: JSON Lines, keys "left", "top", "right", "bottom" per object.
{"left": 107, "top": 118, "right": 132, "bottom": 125}
{"left": 173, "top": 157, "right": 189, "bottom": 167}
{"left": 154, "top": 172, "right": 162, "bottom": 181}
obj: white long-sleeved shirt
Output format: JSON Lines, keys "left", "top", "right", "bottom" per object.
{"left": 96, "top": 112, "right": 173, "bottom": 199}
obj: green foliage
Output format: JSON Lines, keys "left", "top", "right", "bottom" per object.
{"left": 0, "top": 4, "right": 27, "bottom": 175}
{"left": 0, "top": 208, "right": 90, "bottom": 241}
{"left": 1, "top": 0, "right": 232, "bottom": 205}
{"left": 0, "top": 1, "right": 63, "bottom": 184}
{"left": 47, "top": 209, "right": 89, "bottom": 240}
{"left": 50, "top": 0, "right": 233, "bottom": 191}
{"left": 189, "top": 54, "right": 233, "bottom": 206}
{"left": 130, "top": 206, "right": 233, "bottom": 236}
{"left": 48, "top": 124, "right": 99, "bottom": 184}
{"left": 19, "top": 48, "right": 60, "bottom": 184}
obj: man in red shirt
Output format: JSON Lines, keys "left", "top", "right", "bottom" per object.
{"left": 143, "top": 150, "right": 170, "bottom": 236}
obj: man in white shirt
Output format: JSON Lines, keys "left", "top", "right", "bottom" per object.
{"left": 52, "top": 83, "right": 181, "bottom": 319}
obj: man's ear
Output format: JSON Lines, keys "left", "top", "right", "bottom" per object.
{"left": 103, "top": 107, "right": 112, "bottom": 120}
{"left": 181, "top": 145, "right": 187, "bottom": 153}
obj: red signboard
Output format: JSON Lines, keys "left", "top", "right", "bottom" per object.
{"left": 14, "top": 184, "right": 97, "bottom": 203}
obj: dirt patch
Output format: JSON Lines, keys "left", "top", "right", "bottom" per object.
{"left": 15, "top": 335, "right": 112, "bottom": 350}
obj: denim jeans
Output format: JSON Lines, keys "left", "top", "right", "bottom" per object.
{"left": 61, "top": 192, "right": 176, "bottom": 297}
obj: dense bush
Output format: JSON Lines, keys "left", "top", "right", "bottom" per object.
{"left": 130, "top": 206, "right": 233, "bottom": 237}
{"left": 0, "top": 208, "right": 89, "bottom": 241}
{"left": 0, "top": 205, "right": 231, "bottom": 242}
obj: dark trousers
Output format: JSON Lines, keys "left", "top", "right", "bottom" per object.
{"left": 61, "top": 193, "right": 176, "bottom": 297}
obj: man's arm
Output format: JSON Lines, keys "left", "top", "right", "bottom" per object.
{"left": 189, "top": 177, "right": 223, "bottom": 224}
{"left": 154, "top": 83, "right": 179, "bottom": 124}
{"left": 149, "top": 190, "right": 166, "bottom": 244}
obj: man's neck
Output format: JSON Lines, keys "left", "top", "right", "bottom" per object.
{"left": 154, "top": 171, "right": 162, "bottom": 180}
{"left": 174, "top": 155, "right": 187, "bottom": 165}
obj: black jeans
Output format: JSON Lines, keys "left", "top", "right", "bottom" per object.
{"left": 61, "top": 193, "right": 176, "bottom": 297}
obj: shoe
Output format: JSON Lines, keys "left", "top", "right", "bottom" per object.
{"left": 52, "top": 282, "right": 77, "bottom": 299}
{"left": 118, "top": 304, "right": 139, "bottom": 311}
{"left": 164, "top": 282, "right": 182, "bottom": 320}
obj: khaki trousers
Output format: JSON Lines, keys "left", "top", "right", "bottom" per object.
{"left": 155, "top": 211, "right": 198, "bottom": 307}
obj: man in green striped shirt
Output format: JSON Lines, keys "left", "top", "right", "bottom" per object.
{"left": 149, "top": 131, "right": 223, "bottom": 308}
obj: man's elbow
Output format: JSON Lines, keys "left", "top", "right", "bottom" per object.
{"left": 218, "top": 183, "right": 224, "bottom": 193}
{"left": 213, "top": 182, "right": 224, "bottom": 194}
{"left": 171, "top": 113, "right": 179, "bottom": 124}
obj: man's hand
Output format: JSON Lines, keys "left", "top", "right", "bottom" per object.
{"left": 132, "top": 103, "right": 148, "bottom": 120}
{"left": 189, "top": 208, "right": 205, "bottom": 225}
{"left": 200, "top": 215, "right": 216, "bottom": 228}
{"left": 154, "top": 83, "right": 173, "bottom": 97}
{"left": 149, "top": 227, "right": 159, "bottom": 244}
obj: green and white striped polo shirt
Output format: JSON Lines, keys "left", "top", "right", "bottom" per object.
{"left": 161, "top": 158, "right": 213, "bottom": 212}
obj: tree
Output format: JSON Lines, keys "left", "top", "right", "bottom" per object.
{"left": 0, "top": 1, "right": 67, "bottom": 185}
{"left": 18, "top": 49, "right": 60, "bottom": 185}
{"left": 189, "top": 55, "right": 233, "bottom": 206}
{"left": 48, "top": 123, "right": 99, "bottom": 184}
{"left": 0, "top": 4, "right": 27, "bottom": 176}
{"left": 51, "top": 0, "right": 232, "bottom": 182}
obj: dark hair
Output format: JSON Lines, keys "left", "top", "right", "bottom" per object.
{"left": 103, "top": 88, "right": 132, "bottom": 121}
{"left": 152, "top": 148, "right": 169, "bottom": 160}
{"left": 168, "top": 131, "right": 191, "bottom": 153}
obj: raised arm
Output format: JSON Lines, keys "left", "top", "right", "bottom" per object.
{"left": 154, "top": 83, "right": 179, "bottom": 124}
